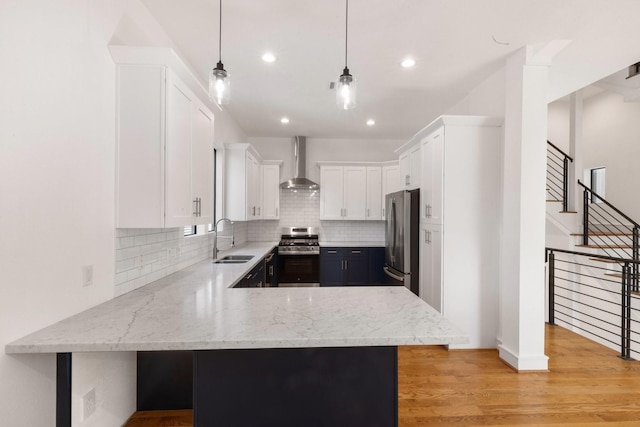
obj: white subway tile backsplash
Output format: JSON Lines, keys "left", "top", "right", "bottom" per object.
{"left": 248, "top": 189, "right": 385, "bottom": 242}
{"left": 114, "top": 227, "right": 214, "bottom": 297}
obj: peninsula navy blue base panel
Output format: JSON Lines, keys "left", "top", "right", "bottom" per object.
{"left": 193, "top": 346, "right": 398, "bottom": 427}
{"left": 56, "top": 353, "right": 71, "bottom": 427}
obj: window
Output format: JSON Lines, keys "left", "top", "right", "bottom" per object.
{"left": 590, "top": 167, "right": 606, "bottom": 204}
{"left": 209, "top": 148, "right": 222, "bottom": 232}
{"left": 184, "top": 225, "right": 196, "bottom": 236}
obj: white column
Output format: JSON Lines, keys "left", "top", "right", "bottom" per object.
{"left": 569, "top": 90, "right": 583, "bottom": 215}
{"left": 498, "top": 47, "right": 550, "bottom": 371}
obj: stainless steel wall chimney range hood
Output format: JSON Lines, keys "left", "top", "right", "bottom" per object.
{"left": 280, "top": 136, "right": 320, "bottom": 190}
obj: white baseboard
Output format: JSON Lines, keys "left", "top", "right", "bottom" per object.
{"left": 498, "top": 344, "right": 549, "bottom": 371}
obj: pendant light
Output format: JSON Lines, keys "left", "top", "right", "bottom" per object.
{"left": 336, "top": 0, "right": 356, "bottom": 110}
{"left": 209, "top": 0, "right": 230, "bottom": 105}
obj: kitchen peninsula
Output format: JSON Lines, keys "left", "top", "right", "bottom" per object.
{"left": 6, "top": 242, "right": 467, "bottom": 426}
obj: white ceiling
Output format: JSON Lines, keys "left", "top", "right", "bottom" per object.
{"left": 140, "top": 0, "right": 640, "bottom": 139}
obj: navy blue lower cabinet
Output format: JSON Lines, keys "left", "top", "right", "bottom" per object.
{"left": 344, "top": 248, "right": 369, "bottom": 285}
{"left": 321, "top": 247, "right": 383, "bottom": 286}
{"left": 368, "top": 247, "right": 386, "bottom": 284}
{"left": 320, "top": 247, "right": 345, "bottom": 286}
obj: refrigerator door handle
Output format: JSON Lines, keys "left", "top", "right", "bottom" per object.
{"left": 384, "top": 266, "right": 405, "bottom": 282}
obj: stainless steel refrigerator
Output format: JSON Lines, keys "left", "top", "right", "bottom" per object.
{"left": 384, "top": 189, "right": 420, "bottom": 295}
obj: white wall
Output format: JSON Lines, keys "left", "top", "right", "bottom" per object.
{"left": 0, "top": 1, "right": 247, "bottom": 426}
{"left": 547, "top": 89, "right": 640, "bottom": 221}
{"left": 581, "top": 91, "right": 640, "bottom": 221}
{"left": 446, "top": 67, "right": 506, "bottom": 117}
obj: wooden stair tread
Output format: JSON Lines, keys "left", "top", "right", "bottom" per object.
{"left": 546, "top": 199, "right": 562, "bottom": 202}
{"left": 605, "top": 273, "right": 623, "bottom": 278}
{"left": 576, "top": 244, "right": 632, "bottom": 249}
{"left": 570, "top": 232, "right": 633, "bottom": 236}
{"left": 589, "top": 258, "right": 623, "bottom": 264}
{"left": 123, "top": 410, "right": 193, "bottom": 427}
{"left": 558, "top": 211, "right": 578, "bottom": 214}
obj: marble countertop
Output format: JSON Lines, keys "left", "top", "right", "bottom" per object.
{"left": 320, "top": 241, "right": 385, "bottom": 247}
{"left": 6, "top": 242, "right": 467, "bottom": 354}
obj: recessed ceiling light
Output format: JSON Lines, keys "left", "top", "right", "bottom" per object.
{"left": 280, "top": 117, "right": 290, "bottom": 124}
{"left": 401, "top": 58, "right": 416, "bottom": 68}
{"left": 366, "top": 119, "right": 375, "bottom": 126}
{"left": 262, "top": 52, "right": 277, "bottom": 63}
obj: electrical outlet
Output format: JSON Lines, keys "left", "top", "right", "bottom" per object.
{"left": 82, "top": 265, "right": 94, "bottom": 287}
{"left": 83, "top": 388, "right": 96, "bottom": 420}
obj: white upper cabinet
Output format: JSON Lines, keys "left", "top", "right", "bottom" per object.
{"left": 420, "top": 127, "right": 444, "bottom": 225}
{"left": 365, "top": 166, "right": 382, "bottom": 220}
{"left": 225, "top": 145, "right": 282, "bottom": 221}
{"left": 319, "top": 165, "right": 367, "bottom": 220}
{"left": 225, "top": 145, "right": 259, "bottom": 221}
{"left": 262, "top": 162, "right": 282, "bottom": 220}
{"left": 381, "top": 162, "right": 400, "bottom": 219}
{"left": 114, "top": 59, "right": 214, "bottom": 228}
{"left": 397, "top": 143, "right": 421, "bottom": 190}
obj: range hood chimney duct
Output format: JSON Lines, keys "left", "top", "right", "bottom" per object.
{"left": 280, "top": 136, "right": 320, "bottom": 190}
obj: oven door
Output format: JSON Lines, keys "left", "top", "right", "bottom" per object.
{"left": 278, "top": 253, "right": 320, "bottom": 286}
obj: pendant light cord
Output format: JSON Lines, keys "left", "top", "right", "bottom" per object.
{"left": 344, "top": 0, "right": 349, "bottom": 68}
{"left": 218, "top": 0, "right": 222, "bottom": 63}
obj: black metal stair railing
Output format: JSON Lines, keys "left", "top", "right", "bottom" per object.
{"left": 546, "top": 140, "right": 573, "bottom": 212}
{"left": 578, "top": 180, "right": 639, "bottom": 291}
{"left": 546, "top": 247, "right": 640, "bottom": 360}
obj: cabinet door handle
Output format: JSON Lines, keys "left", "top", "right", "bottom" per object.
{"left": 276, "top": 207, "right": 278, "bottom": 217}
{"left": 424, "top": 229, "right": 427, "bottom": 243}
{"left": 405, "top": 175, "right": 410, "bottom": 185}
{"left": 351, "top": 250, "right": 361, "bottom": 254}
{"left": 328, "top": 250, "right": 337, "bottom": 254}
{"left": 198, "top": 197, "right": 202, "bottom": 216}
{"left": 382, "top": 208, "right": 385, "bottom": 217}
{"left": 193, "top": 198, "right": 199, "bottom": 216}
{"left": 344, "top": 260, "right": 348, "bottom": 270}
{"left": 269, "top": 265, "right": 273, "bottom": 276}
{"left": 367, "top": 208, "right": 370, "bottom": 217}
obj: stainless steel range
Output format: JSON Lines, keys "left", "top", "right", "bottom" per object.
{"left": 278, "top": 227, "right": 320, "bottom": 286}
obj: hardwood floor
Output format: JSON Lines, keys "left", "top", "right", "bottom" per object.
{"left": 123, "top": 325, "right": 640, "bottom": 426}
{"left": 398, "top": 325, "right": 640, "bottom": 426}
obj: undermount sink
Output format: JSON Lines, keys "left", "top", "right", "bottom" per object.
{"left": 213, "top": 255, "right": 254, "bottom": 264}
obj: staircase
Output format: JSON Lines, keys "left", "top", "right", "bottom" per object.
{"left": 545, "top": 141, "right": 640, "bottom": 359}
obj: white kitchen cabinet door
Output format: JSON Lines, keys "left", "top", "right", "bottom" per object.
{"left": 190, "top": 103, "right": 215, "bottom": 225}
{"left": 366, "top": 166, "right": 382, "bottom": 220}
{"left": 246, "top": 152, "right": 262, "bottom": 220}
{"left": 320, "top": 166, "right": 344, "bottom": 220}
{"left": 409, "top": 145, "right": 422, "bottom": 190}
{"left": 343, "top": 166, "right": 366, "bottom": 220}
{"left": 382, "top": 163, "right": 400, "bottom": 219}
{"left": 114, "top": 55, "right": 214, "bottom": 229}
{"left": 420, "top": 128, "right": 444, "bottom": 225}
{"left": 419, "top": 223, "right": 442, "bottom": 313}
{"left": 398, "top": 144, "right": 421, "bottom": 190}
{"left": 262, "top": 164, "right": 280, "bottom": 219}
{"left": 398, "top": 152, "right": 410, "bottom": 189}
{"left": 165, "top": 73, "right": 195, "bottom": 227}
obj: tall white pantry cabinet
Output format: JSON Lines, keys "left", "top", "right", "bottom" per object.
{"left": 112, "top": 47, "right": 215, "bottom": 228}
{"left": 417, "top": 116, "right": 502, "bottom": 349}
